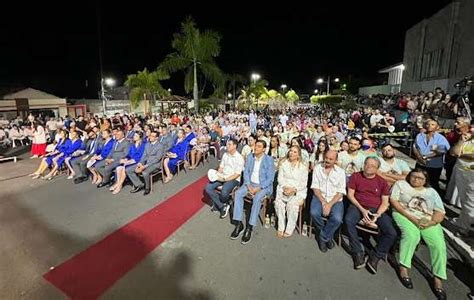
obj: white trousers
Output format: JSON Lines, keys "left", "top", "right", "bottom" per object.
{"left": 274, "top": 192, "right": 303, "bottom": 235}
{"left": 455, "top": 163, "right": 474, "bottom": 230}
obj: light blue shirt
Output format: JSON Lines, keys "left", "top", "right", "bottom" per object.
{"left": 415, "top": 132, "right": 450, "bottom": 168}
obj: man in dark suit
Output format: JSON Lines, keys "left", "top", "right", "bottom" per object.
{"left": 126, "top": 130, "right": 165, "bottom": 195}
{"left": 72, "top": 127, "right": 101, "bottom": 183}
{"left": 96, "top": 128, "right": 130, "bottom": 188}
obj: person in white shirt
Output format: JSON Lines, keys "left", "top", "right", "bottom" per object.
{"left": 370, "top": 109, "right": 384, "bottom": 128}
{"left": 377, "top": 143, "right": 411, "bottom": 186}
{"left": 205, "top": 138, "right": 245, "bottom": 218}
{"left": 274, "top": 145, "right": 309, "bottom": 237}
{"left": 337, "top": 136, "right": 365, "bottom": 178}
{"left": 310, "top": 150, "right": 346, "bottom": 252}
{"left": 279, "top": 113, "right": 289, "bottom": 128}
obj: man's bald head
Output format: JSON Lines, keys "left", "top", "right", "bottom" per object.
{"left": 323, "top": 149, "right": 338, "bottom": 168}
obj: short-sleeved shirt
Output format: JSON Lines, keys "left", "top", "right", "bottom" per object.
{"left": 415, "top": 132, "right": 450, "bottom": 168}
{"left": 348, "top": 172, "right": 390, "bottom": 209}
{"left": 338, "top": 151, "right": 366, "bottom": 176}
{"left": 379, "top": 157, "right": 411, "bottom": 175}
{"left": 390, "top": 180, "right": 445, "bottom": 221}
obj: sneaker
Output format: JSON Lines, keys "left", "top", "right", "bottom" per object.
{"left": 230, "top": 222, "right": 244, "bottom": 240}
{"left": 366, "top": 253, "right": 380, "bottom": 274}
{"left": 241, "top": 227, "right": 253, "bottom": 245}
{"left": 317, "top": 237, "right": 328, "bottom": 253}
{"left": 220, "top": 204, "right": 230, "bottom": 219}
{"left": 327, "top": 239, "right": 336, "bottom": 250}
{"left": 353, "top": 253, "right": 366, "bottom": 269}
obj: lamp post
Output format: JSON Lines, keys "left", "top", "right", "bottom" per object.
{"left": 100, "top": 77, "right": 116, "bottom": 115}
{"left": 281, "top": 84, "right": 287, "bottom": 92}
{"left": 251, "top": 73, "right": 261, "bottom": 110}
{"left": 317, "top": 76, "right": 339, "bottom": 95}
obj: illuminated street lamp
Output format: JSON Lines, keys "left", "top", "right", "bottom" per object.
{"left": 100, "top": 77, "right": 116, "bottom": 114}
{"left": 251, "top": 73, "right": 261, "bottom": 83}
{"left": 314, "top": 89, "right": 319, "bottom": 94}
{"left": 316, "top": 76, "right": 340, "bottom": 95}
{"left": 281, "top": 84, "right": 288, "bottom": 91}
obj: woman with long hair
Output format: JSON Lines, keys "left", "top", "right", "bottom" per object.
{"left": 189, "top": 127, "right": 211, "bottom": 169}
{"left": 310, "top": 139, "right": 329, "bottom": 170}
{"left": 291, "top": 136, "right": 309, "bottom": 165}
{"left": 110, "top": 131, "right": 145, "bottom": 194}
{"left": 241, "top": 134, "right": 257, "bottom": 160}
{"left": 44, "top": 130, "right": 83, "bottom": 180}
{"left": 274, "top": 145, "right": 309, "bottom": 237}
{"left": 163, "top": 129, "right": 189, "bottom": 183}
{"left": 390, "top": 168, "right": 447, "bottom": 298}
{"left": 30, "top": 129, "right": 70, "bottom": 179}
{"left": 268, "top": 135, "right": 288, "bottom": 167}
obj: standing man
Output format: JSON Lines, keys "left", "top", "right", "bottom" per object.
{"left": 230, "top": 140, "right": 275, "bottom": 244}
{"left": 310, "top": 150, "right": 346, "bottom": 252}
{"left": 413, "top": 119, "right": 450, "bottom": 193}
{"left": 205, "top": 139, "right": 245, "bottom": 218}
{"left": 345, "top": 157, "right": 397, "bottom": 273}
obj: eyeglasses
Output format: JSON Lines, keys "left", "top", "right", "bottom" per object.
{"left": 411, "top": 176, "right": 426, "bottom": 181}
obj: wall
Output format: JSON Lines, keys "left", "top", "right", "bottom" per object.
{"left": 358, "top": 85, "right": 394, "bottom": 95}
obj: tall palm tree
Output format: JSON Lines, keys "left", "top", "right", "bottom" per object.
{"left": 125, "top": 68, "right": 169, "bottom": 114}
{"left": 159, "top": 17, "right": 223, "bottom": 112}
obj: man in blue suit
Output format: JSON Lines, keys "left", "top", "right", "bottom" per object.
{"left": 231, "top": 140, "right": 275, "bottom": 244}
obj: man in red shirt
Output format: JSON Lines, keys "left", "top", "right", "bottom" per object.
{"left": 345, "top": 156, "right": 397, "bottom": 273}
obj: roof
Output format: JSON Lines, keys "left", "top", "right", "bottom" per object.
{"left": 378, "top": 63, "right": 404, "bottom": 73}
{"left": 157, "top": 95, "right": 191, "bottom": 102}
{"left": 1, "top": 87, "right": 62, "bottom": 99}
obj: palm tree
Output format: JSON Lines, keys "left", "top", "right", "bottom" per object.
{"left": 159, "top": 17, "right": 223, "bottom": 112}
{"left": 125, "top": 68, "right": 169, "bottom": 114}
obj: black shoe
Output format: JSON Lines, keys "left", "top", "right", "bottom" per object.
{"left": 400, "top": 277, "right": 413, "bottom": 289}
{"left": 366, "top": 253, "right": 380, "bottom": 274}
{"left": 97, "top": 182, "right": 110, "bottom": 188}
{"left": 143, "top": 189, "right": 151, "bottom": 196}
{"left": 230, "top": 222, "right": 244, "bottom": 240}
{"left": 434, "top": 288, "right": 447, "bottom": 300}
{"left": 317, "top": 237, "right": 328, "bottom": 253}
{"left": 130, "top": 185, "right": 144, "bottom": 193}
{"left": 241, "top": 226, "right": 253, "bottom": 245}
{"left": 220, "top": 204, "right": 230, "bottom": 219}
{"left": 353, "top": 253, "right": 366, "bottom": 269}
{"left": 327, "top": 239, "right": 336, "bottom": 250}
{"left": 107, "top": 181, "right": 115, "bottom": 188}
{"left": 211, "top": 205, "right": 218, "bottom": 213}
{"left": 74, "top": 176, "right": 88, "bottom": 184}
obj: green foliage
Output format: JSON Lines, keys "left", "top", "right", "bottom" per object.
{"left": 159, "top": 16, "right": 223, "bottom": 111}
{"left": 125, "top": 68, "right": 170, "bottom": 108}
{"left": 310, "top": 95, "right": 344, "bottom": 105}
{"left": 285, "top": 89, "right": 299, "bottom": 102}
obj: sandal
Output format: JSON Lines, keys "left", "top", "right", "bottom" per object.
{"left": 434, "top": 288, "right": 447, "bottom": 300}
{"left": 276, "top": 231, "right": 284, "bottom": 238}
{"left": 283, "top": 233, "right": 292, "bottom": 238}
{"left": 400, "top": 277, "right": 413, "bottom": 289}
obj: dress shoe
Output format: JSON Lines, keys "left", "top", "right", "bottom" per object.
{"left": 327, "top": 239, "right": 336, "bottom": 249}
{"left": 366, "top": 252, "right": 380, "bottom": 274}
{"left": 241, "top": 226, "right": 253, "bottom": 244}
{"left": 230, "top": 222, "right": 244, "bottom": 240}
{"left": 97, "top": 182, "right": 110, "bottom": 188}
{"left": 353, "top": 253, "right": 366, "bottom": 269}
{"left": 130, "top": 185, "right": 144, "bottom": 193}
{"left": 400, "top": 277, "right": 413, "bottom": 289}
{"left": 143, "top": 189, "right": 151, "bottom": 196}
{"left": 317, "top": 237, "right": 328, "bottom": 253}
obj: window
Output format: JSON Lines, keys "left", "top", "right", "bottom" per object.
{"left": 421, "top": 49, "right": 443, "bottom": 79}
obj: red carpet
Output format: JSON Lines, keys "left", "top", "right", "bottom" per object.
{"left": 43, "top": 176, "right": 209, "bottom": 299}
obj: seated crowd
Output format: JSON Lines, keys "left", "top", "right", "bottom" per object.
{"left": 1, "top": 90, "right": 471, "bottom": 299}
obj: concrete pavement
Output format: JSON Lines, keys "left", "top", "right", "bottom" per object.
{"left": 0, "top": 153, "right": 472, "bottom": 299}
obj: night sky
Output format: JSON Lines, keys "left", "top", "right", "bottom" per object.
{"left": 0, "top": 1, "right": 451, "bottom": 98}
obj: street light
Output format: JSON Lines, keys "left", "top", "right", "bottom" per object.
{"left": 314, "top": 89, "right": 319, "bottom": 94}
{"left": 100, "top": 77, "right": 116, "bottom": 115}
{"left": 281, "top": 84, "right": 288, "bottom": 91}
{"left": 316, "top": 76, "right": 340, "bottom": 95}
{"left": 227, "top": 93, "right": 232, "bottom": 99}
{"left": 250, "top": 73, "right": 261, "bottom": 110}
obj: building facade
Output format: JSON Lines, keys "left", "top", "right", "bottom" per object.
{"left": 402, "top": 0, "right": 474, "bottom": 94}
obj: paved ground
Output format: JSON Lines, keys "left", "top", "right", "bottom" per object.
{"left": 0, "top": 151, "right": 472, "bottom": 299}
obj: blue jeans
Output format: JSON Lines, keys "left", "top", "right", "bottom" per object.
{"left": 233, "top": 184, "right": 272, "bottom": 226}
{"left": 204, "top": 180, "right": 240, "bottom": 211}
{"left": 310, "top": 195, "right": 344, "bottom": 242}
{"left": 344, "top": 204, "right": 397, "bottom": 259}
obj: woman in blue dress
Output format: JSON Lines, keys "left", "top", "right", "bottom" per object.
{"left": 88, "top": 129, "right": 115, "bottom": 185}
{"left": 110, "top": 131, "right": 145, "bottom": 194}
{"left": 44, "top": 130, "right": 84, "bottom": 180}
{"left": 163, "top": 129, "right": 189, "bottom": 183}
{"left": 30, "top": 129, "right": 70, "bottom": 179}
